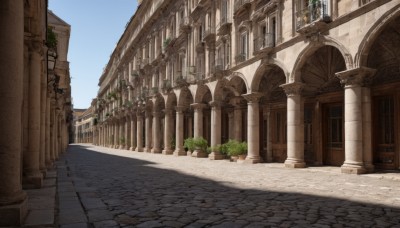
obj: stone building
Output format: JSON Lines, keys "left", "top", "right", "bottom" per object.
{"left": 94, "top": 0, "right": 400, "bottom": 174}
{"left": 74, "top": 106, "right": 96, "bottom": 143}
{"left": 0, "top": 1, "right": 72, "bottom": 225}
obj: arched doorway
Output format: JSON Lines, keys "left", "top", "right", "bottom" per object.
{"left": 366, "top": 16, "right": 400, "bottom": 170}
{"left": 299, "top": 45, "right": 346, "bottom": 166}
{"left": 253, "top": 65, "right": 287, "bottom": 163}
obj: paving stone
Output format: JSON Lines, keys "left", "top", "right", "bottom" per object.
{"left": 24, "top": 209, "right": 54, "bottom": 226}
{"left": 60, "top": 223, "right": 90, "bottom": 228}
{"left": 87, "top": 209, "right": 114, "bottom": 222}
{"left": 59, "top": 145, "right": 400, "bottom": 227}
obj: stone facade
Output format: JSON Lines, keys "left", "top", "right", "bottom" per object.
{"left": 0, "top": 1, "right": 72, "bottom": 226}
{"left": 94, "top": 0, "right": 400, "bottom": 174}
{"left": 74, "top": 106, "right": 96, "bottom": 143}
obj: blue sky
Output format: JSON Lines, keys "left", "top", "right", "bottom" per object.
{"left": 49, "top": 0, "right": 138, "bottom": 109}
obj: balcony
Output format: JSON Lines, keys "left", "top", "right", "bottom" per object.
{"left": 202, "top": 27, "right": 216, "bottom": 42}
{"left": 161, "top": 79, "right": 172, "bottom": 93}
{"left": 253, "top": 33, "right": 275, "bottom": 54}
{"left": 296, "top": 1, "right": 330, "bottom": 35}
{"left": 174, "top": 72, "right": 188, "bottom": 87}
{"left": 179, "top": 17, "right": 190, "bottom": 33}
{"left": 234, "top": 0, "right": 251, "bottom": 15}
{"left": 217, "top": 16, "right": 232, "bottom": 35}
{"left": 235, "top": 53, "right": 247, "bottom": 64}
{"left": 213, "top": 58, "right": 224, "bottom": 73}
{"left": 150, "top": 87, "right": 159, "bottom": 96}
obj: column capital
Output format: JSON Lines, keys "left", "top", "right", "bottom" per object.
{"left": 191, "top": 103, "right": 207, "bottom": 110}
{"left": 335, "top": 67, "right": 376, "bottom": 87}
{"left": 280, "top": 82, "right": 304, "bottom": 97}
{"left": 152, "top": 111, "right": 162, "bottom": 117}
{"left": 163, "top": 108, "right": 174, "bottom": 115}
{"left": 175, "top": 106, "right": 185, "bottom": 113}
{"left": 208, "top": 101, "right": 223, "bottom": 108}
{"left": 242, "top": 92, "right": 263, "bottom": 103}
{"left": 230, "top": 96, "right": 244, "bottom": 107}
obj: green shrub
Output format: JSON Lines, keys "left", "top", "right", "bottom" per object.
{"left": 225, "top": 139, "right": 247, "bottom": 156}
{"left": 184, "top": 137, "right": 195, "bottom": 151}
{"left": 192, "top": 137, "right": 208, "bottom": 152}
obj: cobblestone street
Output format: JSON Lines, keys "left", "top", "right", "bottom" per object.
{"left": 57, "top": 144, "right": 400, "bottom": 228}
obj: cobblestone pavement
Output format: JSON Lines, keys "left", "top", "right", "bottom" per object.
{"left": 60, "top": 144, "right": 400, "bottom": 228}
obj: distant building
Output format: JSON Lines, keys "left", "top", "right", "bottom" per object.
{"left": 94, "top": 0, "right": 400, "bottom": 174}
{"left": 74, "top": 107, "right": 96, "bottom": 143}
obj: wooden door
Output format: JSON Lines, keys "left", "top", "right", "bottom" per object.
{"left": 373, "top": 96, "right": 397, "bottom": 170}
{"left": 323, "top": 104, "right": 344, "bottom": 166}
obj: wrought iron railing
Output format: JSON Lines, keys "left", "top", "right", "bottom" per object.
{"left": 234, "top": 0, "right": 250, "bottom": 13}
{"left": 235, "top": 53, "right": 246, "bottom": 63}
{"left": 253, "top": 33, "right": 275, "bottom": 51}
{"left": 202, "top": 26, "right": 216, "bottom": 41}
{"left": 296, "top": 1, "right": 329, "bottom": 30}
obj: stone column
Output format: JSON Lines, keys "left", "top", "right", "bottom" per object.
{"left": 228, "top": 112, "right": 234, "bottom": 140}
{"left": 281, "top": 82, "right": 306, "bottom": 168}
{"left": 50, "top": 106, "right": 56, "bottom": 162}
{"left": 231, "top": 97, "right": 243, "bottom": 141}
{"left": 151, "top": 112, "right": 162, "bottom": 153}
{"left": 191, "top": 103, "right": 206, "bottom": 157}
{"left": 40, "top": 66, "right": 47, "bottom": 175}
{"left": 45, "top": 96, "right": 51, "bottom": 167}
{"left": 119, "top": 120, "right": 124, "bottom": 149}
{"left": 24, "top": 40, "right": 44, "bottom": 188}
{"left": 362, "top": 87, "right": 374, "bottom": 172}
{"left": 0, "top": 0, "right": 28, "bottom": 225}
{"left": 191, "top": 103, "right": 206, "bottom": 138}
{"left": 242, "top": 93, "right": 263, "bottom": 164}
{"left": 136, "top": 113, "right": 144, "bottom": 152}
{"left": 162, "top": 109, "right": 173, "bottom": 155}
{"left": 336, "top": 67, "right": 376, "bottom": 174}
{"left": 115, "top": 122, "right": 119, "bottom": 148}
{"left": 209, "top": 101, "right": 224, "bottom": 160}
{"left": 144, "top": 112, "right": 152, "bottom": 152}
{"left": 124, "top": 117, "right": 129, "bottom": 149}
{"left": 173, "top": 106, "right": 186, "bottom": 156}
{"left": 130, "top": 114, "right": 137, "bottom": 150}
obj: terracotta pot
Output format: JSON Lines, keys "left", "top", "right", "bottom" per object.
{"left": 238, "top": 154, "right": 246, "bottom": 160}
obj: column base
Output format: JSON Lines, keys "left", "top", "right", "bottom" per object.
{"left": 187, "top": 151, "right": 192, "bottom": 156}
{"left": 129, "top": 147, "right": 136, "bottom": 151}
{"left": 341, "top": 163, "right": 366, "bottom": 174}
{"left": 0, "top": 198, "right": 28, "bottom": 227}
{"left": 135, "top": 147, "right": 144, "bottom": 152}
{"left": 284, "top": 159, "right": 306, "bottom": 168}
{"left": 118, "top": 145, "right": 124, "bottom": 150}
{"left": 151, "top": 148, "right": 161, "bottom": 153}
{"left": 208, "top": 152, "right": 224, "bottom": 160}
{"left": 192, "top": 150, "right": 207, "bottom": 158}
{"left": 23, "top": 172, "right": 44, "bottom": 189}
{"left": 173, "top": 149, "right": 186, "bottom": 156}
{"left": 239, "top": 156, "right": 261, "bottom": 164}
{"left": 144, "top": 147, "right": 152, "bottom": 153}
{"left": 162, "top": 149, "right": 173, "bottom": 155}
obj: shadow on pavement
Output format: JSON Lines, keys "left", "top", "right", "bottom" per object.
{"left": 63, "top": 145, "right": 400, "bottom": 227}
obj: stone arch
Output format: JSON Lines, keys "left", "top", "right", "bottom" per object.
{"left": 226, "top": 72, "right": 249, "bottom": 94}
{"left": 194, "top": 84, "right": 212, "bottom": 104}
{"left": 292, "top": 38, "right": 353, "bottom": 83}
{"left": 153, "top": 94, "right": 165, "bottom": 112}
{"left": 356, "top": 5, "right": 400, "bottom": 68}
{"left": 177, "top": 87, "right": 194, "bottom": 108}
{"left": 298, "top": 45, "right": 347, "bottom": 96}
{"left": 165, "top": 92, "right": 177, "bottom": 109}
{"left": 251, "top": 60, "right": 289, "bottom": 93}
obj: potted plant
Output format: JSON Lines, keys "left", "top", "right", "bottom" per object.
{"left": 226, "top": 139, "right": 248, "bottom": 161}
{"left": 184, "top": 137, "right": 195, "bottom": 156}
{"left": 192, "top": 137, "right": 208, "bottom": 158}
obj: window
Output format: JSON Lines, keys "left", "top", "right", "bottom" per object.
{"left": 328, "top": 106, "right": 343, "bottom": 148}
{"left": 240, "top": 32, "right": 248, "bottom": 59}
